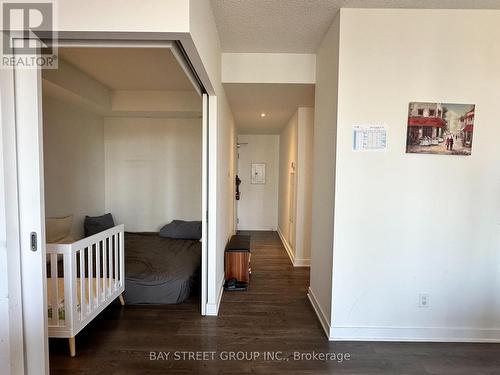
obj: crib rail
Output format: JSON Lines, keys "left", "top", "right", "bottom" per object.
{"left": 46, "top": 224, "right": 125, "bottom": 337}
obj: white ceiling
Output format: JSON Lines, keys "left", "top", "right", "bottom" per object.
{"left": 211, "top": 0, "right": 500, "bottom": 53}
{"left": 224, "top": 83, "right": 315, "bottom": 134}
{"left": 59, "top": 48, "right": 195, "bottom": 91}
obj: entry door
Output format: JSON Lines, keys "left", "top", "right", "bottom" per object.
{"left": 13, "top": 42, "right": 50, "bottom": 374}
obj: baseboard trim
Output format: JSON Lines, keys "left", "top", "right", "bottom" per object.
{"left": 307, "top": 287, "right": 332, "bottom": 339}
{"left": 206, "top": 275, "right": 224, "bottom": 316}
{"left": 330, "top": 326, "right": 500, "bottom": 343}
{"left": 237, "top": 226, "right": 277, "bottom": 231}
{"left": 277, "top": 227, "right": 310, "bottom": 267}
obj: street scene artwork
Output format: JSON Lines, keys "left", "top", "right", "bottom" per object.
{"left": 406, "top": 102, "right": 475, "bottom": 156}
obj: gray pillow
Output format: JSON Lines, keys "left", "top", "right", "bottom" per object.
{"left": 159, "top": 220, "right": 202, "bottom": 240}
{"left": 84, "top": 213, "right": 115, "bottom": 237}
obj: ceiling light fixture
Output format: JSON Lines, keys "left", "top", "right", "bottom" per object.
{"left": 260, "top": 113, "right": 266, "bottom": 118}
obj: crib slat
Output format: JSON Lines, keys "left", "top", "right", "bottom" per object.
{"left": 119, "top": 231, "right": 124, "bottom": 287}
{"left": 66, "top": 251, "right": 75, "bottom": 330}
{"left": 108, "top": 237, "right": 112, "bottom": 296}
{"left": 88, "top": 245, "right": 93, "bottom": 311}
{"left": 114, "top": 233, "right": 118, "bottom": 291}
{"left": 79, "top": 248, "right": 86, "bottom": 320}
{"left": 96, "top": 241, "right": 101, "bottom": 304}
{"left": 50, "top": 253, "right": 59, "bottom": 326}
{"left": 103, "top": 238, "right": 107, "bottom": 300}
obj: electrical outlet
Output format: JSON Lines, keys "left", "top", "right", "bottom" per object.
{"left": 419, "top": 293, "right": 430, "bottom": 308}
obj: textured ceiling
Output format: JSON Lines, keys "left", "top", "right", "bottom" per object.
{"left": 59, "top": 48, "right": 195, "bottom": 91}
{"left": 211, "top": 0, "right": 500, "bottom": 52}
{"left": 224, "top": 83, "right": 315, "bottom": 134}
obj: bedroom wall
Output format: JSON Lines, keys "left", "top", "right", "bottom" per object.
{"left": 330, "top": 9, "right": 500, "bottom": 341}
{"left": 43, "top": 95, "right": 105, "bottom": 239}
{"left": 104, "top": 117, "right": 202, "bottom": 232}
{"left": 237, "top": 134, "right": 279, "bottom": 231}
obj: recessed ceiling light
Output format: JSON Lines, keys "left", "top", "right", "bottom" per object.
{"left": 260, "top": 113, "right": 266, "bottom": 118}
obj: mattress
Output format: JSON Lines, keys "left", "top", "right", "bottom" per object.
{"left": 124, "top": 232, "right": 201, "bottom": 304}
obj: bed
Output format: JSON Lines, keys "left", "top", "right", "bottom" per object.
{"left": 124, "top": 232, "right": 201, "bottom": 304}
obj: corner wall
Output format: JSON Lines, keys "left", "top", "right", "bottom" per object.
{"left": 189, "top": 0, "right": 237, "bottom": 314}
{"left": 331, "top": 9, "right": 500, "bottom": 341}
{"left": 308, "top": 13, "right": 340, "bottom": 337}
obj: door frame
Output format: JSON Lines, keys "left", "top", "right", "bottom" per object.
{"left": 4, "top": 33, "right": 216, "bottom": 373}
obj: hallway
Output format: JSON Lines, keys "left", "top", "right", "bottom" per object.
{"left": 49, "top": 231, "right": 500, "bottom": 374}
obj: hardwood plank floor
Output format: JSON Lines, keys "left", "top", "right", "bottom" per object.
{"left": 49, "top": 231, "right": 500, "bottom": 374}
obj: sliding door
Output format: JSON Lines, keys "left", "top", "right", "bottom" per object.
{"left": 13, "top": 40, "right": 49, "bottom": 374}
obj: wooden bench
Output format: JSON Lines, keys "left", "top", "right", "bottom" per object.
{"left": 225, "top": 235, "right": 251, "bottom": 288}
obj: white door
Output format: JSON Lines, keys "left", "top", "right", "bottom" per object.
{"left": 13, "top": 42, "right": 50, "bottom": 374}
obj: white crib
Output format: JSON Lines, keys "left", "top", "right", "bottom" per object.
{"left": 46, "top": 224, "right": 125, "bottom": 357}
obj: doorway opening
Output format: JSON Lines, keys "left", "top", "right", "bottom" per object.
{"left": 12, "top": 40, "right": 210, "bottom": 367}
{"left": 228, "top": 83, "right": 315, "bottom": 268}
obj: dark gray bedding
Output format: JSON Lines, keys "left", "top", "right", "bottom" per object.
{"left": 124, "top": 232, "right": 201, "bottom": 304}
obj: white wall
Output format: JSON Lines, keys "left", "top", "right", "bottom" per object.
{"left": 330, "top": 9, "right": 500, "bottom": 341}
{"left": 278, "top": 112, "right": 298, "bottom": 245}
{"left": 237, "top": 134, "right": 279, "bottom": 231}
{"left": 57, "top": 0, "right": 189, "bottom": 34}
{"left": 104, "top": 117, "right": 201, "bottom": 232}
{"left": 222, "top": 53, "right": 316, "bottom": 84}
{"left": 278, "top": 107, "right": 314, "bottom": 267}
{"left": 295, "top": 107, "right": 314, "bottom": 264}
{"left": 43, "top": 96, "right": 105, "bottom": 239}
{"left": 308, "top": 13, "right": 340, "bottom": 337}
{"left": 189, "top": 0, "right": 237, "bottom": 314}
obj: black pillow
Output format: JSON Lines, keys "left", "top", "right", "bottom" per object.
{"left": 159, "top": 220, "right": 202, "bottom": 240}
{"left": 84, "top": 213, "right": 115, "bottom": 237}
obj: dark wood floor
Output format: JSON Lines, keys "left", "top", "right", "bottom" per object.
{"left": 49, "top": 231, "right": 500, "bottom": 374}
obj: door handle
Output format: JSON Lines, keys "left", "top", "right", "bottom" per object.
{"left": 30, "top": 232, "right": 37, "bottom": 251}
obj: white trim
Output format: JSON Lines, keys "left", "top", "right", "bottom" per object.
{"left": 277, "top": 227, "right": 310, "bottom": 267}
{"left": 51, "top": 39, "right": 175, "bottom": 49}
{"left": 237, "top": 226, "right": 277, "bottom": 232}
{"left": 307, "top": 287, "right": 332, "bottom": 339}
{"left": 330, "top": 325, "right": 500, "bottom": 343}
{"left": 206, "top": 274, "right": 224, "bottom": 316}
{"left": 170, "top": 43, "right": 202, "bottom": 96}
{"left": 205, "top": 95, "right": 218, "bottom": 315}
{"left": 200, "top": 93, "right": 208, "bottom": 316}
